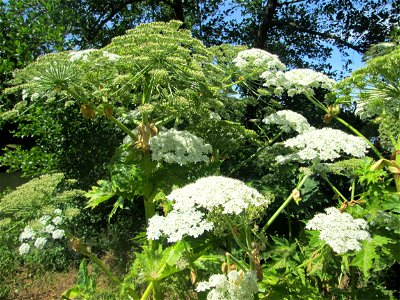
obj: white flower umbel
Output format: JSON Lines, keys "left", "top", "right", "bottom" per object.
{"left": 149, "top": 128, "right": 212, "bottom": 165}
{"left": 262, "top": 68, "right": 335, "bottom": 97}
{"left": 196, "top": 270, "right": 258, "bottom": 300}
{"left": 276, "top": 128, "right": 370, "bottom": 163}
{"left": 39, "top": 215, "right": 51, "bottom": 225}
{"left": 51, "top": 229, "right": 65, "bottom": 239}
{"left": 19, "top": 226, "right": 36, "bottom": 241}
{"left": 306, "top": 207, "right": 371, "bottom": 254}
{"left": 52, "top": 216, "right": 63, "bottom": 225}
{"left": 169, "top": 176, "right": 269, "bottom": 214}
{"left": 18, "top": 243, "right": 30, "bottom": 255}
{"left": 44, "top": 224, "right": 56, "bottom": 233}
{"left": 34, "top": 237, "right": 47, "bottom": 249}
{"left": 234, "top": 48, "right": 286, "bottom": 71}
{"left": 263, "top": 110, "right": 312, "bottom": 133}
{"left": 147, "top": 208, "right": 213, "bottom": 243}
{"left": 283, "top": 69, "right": 336, "bottom": 96}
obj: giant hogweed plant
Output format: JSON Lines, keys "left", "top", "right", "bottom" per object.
{"left": 4, "top": 21, "right": 252, "bottom": 222}
{"left": 4, "top": 22, "right": 399, "bottom": 298}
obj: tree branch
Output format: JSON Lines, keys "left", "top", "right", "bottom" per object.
{"left": 277, "top": 0, "right": 307, "bottom": 7}
{"left": 159, "top": 0, "right": 185, "bottom": 23}
{"left": 279, "top": 21, "right": 364, "bottom": 53}
{"left": 85, "top": 0, "right": 140, "bottom": 46}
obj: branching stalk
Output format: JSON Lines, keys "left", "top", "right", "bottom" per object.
{"left": 261, "top": 174, "right": 309, "bottom": 234}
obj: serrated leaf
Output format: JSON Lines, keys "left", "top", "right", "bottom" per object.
{"left": 350, "top": 240, "right": 379, "bottom": 278}
{"left": 85, "top": 180, "right": 115, "bottom": 209}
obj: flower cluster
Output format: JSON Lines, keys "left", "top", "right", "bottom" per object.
{"left": 276, "top": 128, "right": 370, "bottom": 163}
{"left": 196, "top": 270, "right": 258, "bottom": 300}
{"left": 263, "top": 110, "right": 312, "bottom": 133}
{"left": 281, "top": 69, "right": 336, "bottom": 96}
{"left": 146, "top": 208, "right": 213, "bottom": 243}
{"left": 147, "top": 176, "right": 269, "bottom": 242}
{"left": 261, "top": 68, "right": 335, "bottom": 96}
{"left": 306, "top": 207, "right": 371, "bottom": 254}
{"left": 18, "top": 209, "right": 66, "bottom": 255}
{"left": 233, "top": 49, "right": 286, "bottom": 71}
{"left": 169, "top": 176, "right": 268, "bottom": 214}
{"left": 149, "top": 128, "right": 212, "bottom": 165}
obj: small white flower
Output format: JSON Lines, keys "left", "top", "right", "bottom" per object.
{"left": 34, "top": 237, "right": 47, "bottom": 249}
{"left": 18, "top": 243, "right": 30, "bottom": 255}
{"left": 277, "top": 128, "right": 370, "bottom": 162}
{"left": 51, "top": 229, "right": 65, "bottom": 239}
{"left": 52, "top": 216, "right": 63, "bottom": 225}
{"left": 54, "top": 209, "right": 62, "bottom": 215}
{"left": 306, "top": 207, "right": 371, "bottom": 254}
{"left": 263, "top": 110, "right": 312, "bottom": 133}
{"left": 44, "top": 224, "right": 56, "bottom": 233}
{"left": 19, "top": 226, "right": 36, "bottom": 241}
{"left": 39, "top": 215, "right": 51, "bottom": 225}
{"left": 149, "top": 128, "right": 212, "bottom": 165}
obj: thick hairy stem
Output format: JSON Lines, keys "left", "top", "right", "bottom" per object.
{"left": 143, "top": 150, "right": 155, "bottom": 222}
{"left": 141, "top": 281, "right": 153, "bottom": 300}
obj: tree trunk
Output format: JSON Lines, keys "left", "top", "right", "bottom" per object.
{"left": 255, "top": 0, "right": 279, "bottom": 49}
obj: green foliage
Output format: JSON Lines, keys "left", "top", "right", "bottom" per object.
{"left": 335, "top": 44, "right": 400, "bottom": 151}
{"left": 62, "top": 259, "right": 98, "bottom": 300}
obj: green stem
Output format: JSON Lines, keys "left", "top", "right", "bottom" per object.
{"left": 141, "top": 281, "right": 153, "bottom": 300}
{"left": 350, "top": 179, "right": 356, "bottom": 201}
{"left": 334, "top": 116, "right": 383, "bottom": 159}
{"left": 108, "top": 115, "right": 137, "bottom": 141}
{"left": 143, "top": 150, "right": 155, "bottom": 222}
{"left": 321, "top": 174, "right": 348, "bottom": 203}
{"left": 84, "top": 251, "right": 121, "bottom": 285}
{"left": 305, "top": 93, "right": 383, "bottom": 159}
{"left": 261, "top": 174, "right": 309, "bottom": 234}
{"left": 61, "top": 85, "right": 138, "bottom": 141}
{"left": 225, "top": 217, "right": 248, "bottom": 252}
{"left": 225, "top": 252, "right": 250, "bottom": 271}
{"left": 350, "top": 266, "right": 357, "bottom": 300}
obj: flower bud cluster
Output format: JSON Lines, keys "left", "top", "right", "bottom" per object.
{"left": 147, "top": 176, "right": 269, "bottom": 242}
{"left": 149, "top": 128, "right": 212, "bottom": 165}
{"left": 18, "top": 208, "right": 66, "bottom": 255}
{"left": 196, "top": 270, "right": 258, "bottom": 300}
{"left": 306, "top": 207, "right": 371, "bottom": 254}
